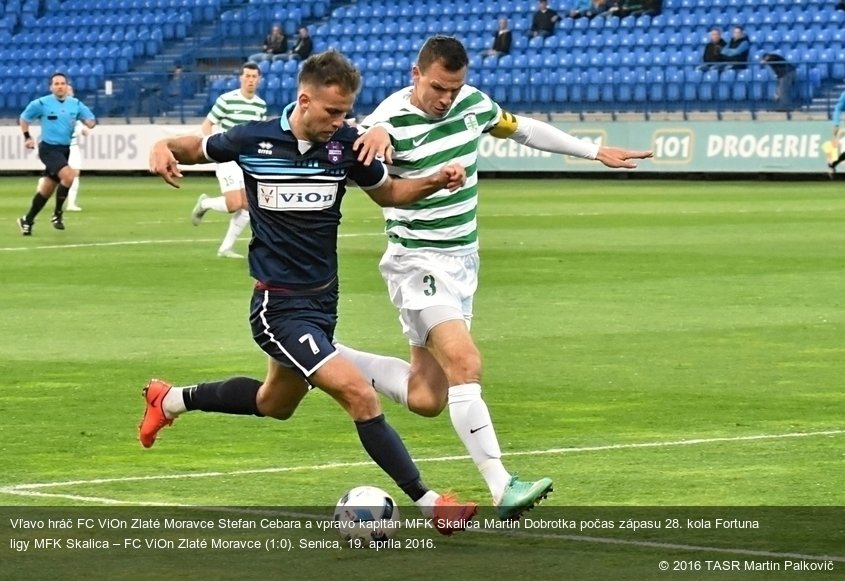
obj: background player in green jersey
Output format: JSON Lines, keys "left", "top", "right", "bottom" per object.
{"left": 191, "top": 63, "right": 267, "bottom": 258}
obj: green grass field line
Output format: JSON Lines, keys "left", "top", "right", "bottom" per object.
{"left": 2, "top": 428, "right": 842, "bottom": 494}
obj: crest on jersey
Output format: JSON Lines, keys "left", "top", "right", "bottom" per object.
{"left": 258, "top": 141, "right": 273, "bottom": 155}
{"left": 464, "top": 114, "right": 478, "bottom": 133}
{"left": 326, "top": 141, "right": 343, "bottom": 164}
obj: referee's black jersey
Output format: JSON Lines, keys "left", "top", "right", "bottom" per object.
{"left": 205, "top": 104, "right": 388, "bottom": 291}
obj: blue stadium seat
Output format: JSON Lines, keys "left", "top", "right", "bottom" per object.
{"left": 731, "top": 77, "right": 748, "bottom": 101}
{"left": 264, "top": 75, "right": 281, "bottom": 105}
{"left": 283, "top": 59, "right": 298, "bottom": 75}
{"left": 615, "top": 73, "right": 633, "bottom": 103}
{"left": 530, "top": 69, "right": 552, "bottom": 104}
{"left": 466, "top": 35, "right": 485, "bottom": 52}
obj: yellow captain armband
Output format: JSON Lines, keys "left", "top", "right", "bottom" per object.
{"left": 489, "top": 110, "right": 518, "bottom": 138}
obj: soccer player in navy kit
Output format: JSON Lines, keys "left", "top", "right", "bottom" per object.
{"left": 142, "top": 51, "right": 476, "bottom": 534}
{"left": 18, "top": 72, "right": 96, "bottom": 235}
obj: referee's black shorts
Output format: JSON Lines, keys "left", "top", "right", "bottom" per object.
{"left": 38, "top": 142, "right": 71, "bottom": 181}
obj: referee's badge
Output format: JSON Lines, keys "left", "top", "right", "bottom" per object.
{"left": 326, "top": 141, "right": 343, "bottom": 164}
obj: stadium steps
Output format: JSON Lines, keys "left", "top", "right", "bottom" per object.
{"left": 132, "top": 22, "right": 221, "bottom": 74}
{"left": 807, "top": 81, "right": 845, "bottom": 119}
{"left": 84, "top": 21, "right": 220, "bottom": 119}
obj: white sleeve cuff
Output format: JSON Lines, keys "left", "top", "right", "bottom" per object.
{"left": 201, "top": 135, "right": 214, "bottom": 162}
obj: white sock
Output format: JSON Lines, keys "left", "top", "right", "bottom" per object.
{"left": 162, "top": 387, "right": 188, "bottom": 418}
{"left": 415, "top": 490, "right": 440, "bottom": 518}
{"left": 334, "top": 343, "right": 409, "bottom": 407}
{"left": 201, "top": 195, "right": 229, "bottom": 213}
{"left": 448, "top": 383, "right": 511, "bottom": 504}
{"left": 68, "top": 177, "right": 80, "bottom": 206}
{"left": 217, "top": 209, "right": 250, "bottom": 253}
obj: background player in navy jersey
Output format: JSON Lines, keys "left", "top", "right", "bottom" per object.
{"left": 142, "top": 50, "right": 476, "bottom": 534}
{"left": 17, "top": 72, "right": 96, "bottom": 235}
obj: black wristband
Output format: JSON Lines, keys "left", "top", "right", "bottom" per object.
{"left": 23, "top": 131, "right": 31, "bottom": 139}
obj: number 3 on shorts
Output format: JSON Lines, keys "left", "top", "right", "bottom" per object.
{"left": 422, "top": 274, "right": 437, "bottom": 296}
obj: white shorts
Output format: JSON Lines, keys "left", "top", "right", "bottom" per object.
{"left": 216, "top": 161, "right": 244, "bottom": 193}
{"left": 68, "top": 144, "right": 82, "bottom": 170}
{"left": 378, "top": 247, "right": 479, "bottom": 346}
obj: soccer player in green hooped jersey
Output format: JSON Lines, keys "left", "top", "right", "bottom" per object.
{"left": 344, "top": 35, "right": 653, "bottom": 519}
{"left": 190, "top": 62, "right": 267, "bottom": 258}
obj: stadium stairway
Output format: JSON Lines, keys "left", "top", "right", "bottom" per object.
{"left": 134, "top": 21, "right": 221, "bottom": 119}
{"left": 809, "top": 81, "right": 845, "bottom": 120}
{"left": 86, "top": 20, "right": 221, "bottom": 120}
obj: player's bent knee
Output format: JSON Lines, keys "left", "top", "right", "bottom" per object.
{"left": 337, "top": 383, "right": 382, "bottom": 420}
{"left": 255, "top": 391, "right": 299, "bottom": 420}
{"left": 256, "top": 399, "right": 297, "bottom": 420}
{"left": 408, "top": 399, "right": 446, "bottom": 418}
{"left": 265, "top": 407, "right": 296, "bottom": 420}
{"left": 407, "top": 387, "right": 447, "bottom": 417}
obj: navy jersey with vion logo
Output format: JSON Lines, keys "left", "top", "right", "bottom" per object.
{"left": 204, "top": 103, "right": 388, "bottom": 291}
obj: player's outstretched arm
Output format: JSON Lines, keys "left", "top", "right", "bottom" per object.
{"left": 595, "top": 146, "right": 654, "bottom": 169}
{"left": 149, "top": 135, "right": 205, "bottom": 188}
{"left": 367, "top": 163, "right": 466, "bottom": 207}
{"left": 495, "top": 112, "right": 653, "bottom": 168}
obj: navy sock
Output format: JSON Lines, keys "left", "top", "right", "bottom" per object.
{"left": 54, "top": 184, "right": 69, "bottom": 214}
{"left": 25, "top": 193, "right": 48, "bottom": 223}
{"left": 355, "top": 414, "right": 428, "bottom": 501}
{"left": 183, "top": 376, "right": 264, "bottom": 416}
{"left": 833, "top": 151, "right": 845, "bottom": 169}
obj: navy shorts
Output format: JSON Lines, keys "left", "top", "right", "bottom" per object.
{"left": 250, "top": 288, "right": 339, "bottom": 378}
{"left": 38, "top": 142, "right": 70, "bottom": 181}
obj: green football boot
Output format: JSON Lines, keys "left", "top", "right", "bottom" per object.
{"left": 496, "top": 475, "right": 554, "bottom": 520}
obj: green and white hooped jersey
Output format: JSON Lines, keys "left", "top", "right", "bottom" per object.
{"left": 362, "top": 85, "right": 502, "bottom": 255}
{"left": 207, "top": 90, "right": 267, "bottom": 131}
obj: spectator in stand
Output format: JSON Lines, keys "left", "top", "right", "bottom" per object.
{"left": 481, "top": 17, "right": 512, "bottom": 57}
{"left": 642, "top": 0, "right": 663, "bottom": 14}
{"left": 163, "top": 65, "right": 194, "bottom": 112}
{"left": 606, "top": 0, "right": 662, "bottom": 17}
{"left": 700, "top": 27, "right": 726, "bottom": 71}
{"left": 288, "top": 26, "right": 313, "bottom": 60}
{"left": 584, "top": 0, "right": 610, "bottom": 18}
{"left": 760, "top": 53, "right": 796, "bottom": 111}
{"left": 720, "top": 25, "right": 750, "bottom": 70}
{"left": 251, "top": 24, "right": 287, "bottom": 62}
{"left": 568, "top": 0, "right": 593, "bottom": 18}
{"left": 530, "top": 0, "right": 560, "bottom": 36}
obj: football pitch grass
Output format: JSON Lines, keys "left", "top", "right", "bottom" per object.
{"left": 0, "top": 175, "right": 843, "bottom": 580}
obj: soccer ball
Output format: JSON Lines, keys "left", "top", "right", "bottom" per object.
{"left": 333, "top": 485, "right": 400, "bottom": 547}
